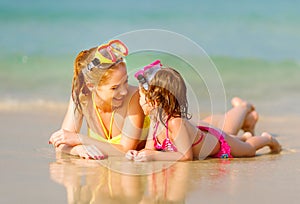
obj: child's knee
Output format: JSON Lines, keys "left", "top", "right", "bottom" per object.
{"left": 245, "top": 146, "right": 256, "bottom": 157}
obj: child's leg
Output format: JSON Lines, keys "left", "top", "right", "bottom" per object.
{"left": 203, "top": 97, "right": 258, "bottom": 135}
{"left": 231, "top": 97, "right": 260, "bottom": 135}
{"left": 236, "top": 132, "right": 252, "bottom": 142}
{"left": 225, "top": 134, "right": 257, "bottom": 157}
{"left": 226, "top": 132, "right": 281, "bottom": 157}
{"left": 246, "top": 132, "right": 281, "bottom": 154}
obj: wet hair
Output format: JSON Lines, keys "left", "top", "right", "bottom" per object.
{"left": 143, "top": 67, "right": 191, "bottom": 125}
{"left": 71, "top": 47, "right": 126, "bottom": 113}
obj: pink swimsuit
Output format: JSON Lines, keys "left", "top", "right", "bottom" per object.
{"left": 153, "top": 121, "right": 179, "bottom": 152}
{"left": 197, "top": 125, "right": 233, "bottom": 159}
{"left": 152, "top": 121, "right": 232, "bottom": 159}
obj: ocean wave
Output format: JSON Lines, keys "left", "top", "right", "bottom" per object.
{"left": 210, "top": 56, "right": 300, "bottom": 66}
{"left": 0, "top": 99, "right": 68, "bottom": 112}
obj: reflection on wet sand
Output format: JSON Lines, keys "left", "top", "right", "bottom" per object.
{"left": 49, "top": 153, "right": 144, "bottom": 203}
{"left": 139, "top": 162, "right": 190, "bottom": 204}
{"left": 49, "top": 153, "right": 233, "bottom": 203}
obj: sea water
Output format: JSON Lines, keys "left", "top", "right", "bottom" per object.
{"left": 1, "top": 0, "right": 300, "bottom": 115}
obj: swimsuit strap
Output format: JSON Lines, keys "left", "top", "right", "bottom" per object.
{"left": 153, "top": 119, "right": 178, "bottom": 152}
{"left": 197, "top": 125, "right": 224, "bottom": 139}
{"left": 166, "top": 119, "right": 170, "bottom": 139}
{"left": 192, "top": 130, "right": 204, "bottom": 147}
{"left": 152, "top": 121, "right": 160, "bottom": 148}
{"left": 92, "top": 93, "right": 115, "bottom": 140}
{"left": 164, "top": 119, "right": 178, "bottom": 152}
{"left": 152, "top": 121, "right": 159, "bottom": 140}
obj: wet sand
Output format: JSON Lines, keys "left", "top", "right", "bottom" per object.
{"left": 0, "top": 108, "right": 300, "bottom": 204}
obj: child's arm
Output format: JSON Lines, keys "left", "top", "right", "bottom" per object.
{"left": 125, "top": 123, "right": 155, "bottom": 160}
{"left": 134, "top": 118, "right": 194, "bottom": 161}
{"left": 133, "top": 150, "right": 191, "bottom": 161}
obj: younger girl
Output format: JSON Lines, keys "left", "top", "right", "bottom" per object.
{"left": 126, "top": 60, "right": 281, "bottom": 161}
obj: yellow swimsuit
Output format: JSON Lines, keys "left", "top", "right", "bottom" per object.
{"left": 88, "top": 128, "right": 122, "bottom": 144}
{"left": 88, "top": 94, "right": 150, "bottom": 144}
{"left": 88, "top": 117, "right": 150, "bottom": 144}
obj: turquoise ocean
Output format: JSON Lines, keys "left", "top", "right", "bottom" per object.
{"left": 1, "top": 0, "right": 300, "bottom": 116}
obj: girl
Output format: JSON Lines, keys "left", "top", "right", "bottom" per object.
{"left": 126, "top": 60, "right": 281, "bottom": 161}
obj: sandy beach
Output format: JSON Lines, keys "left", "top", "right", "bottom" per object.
{"left": 1, "top": 105, "right": 299, "bottom": 204}
{"left": 2, "top": 1, "right": 300, "bottom": 203}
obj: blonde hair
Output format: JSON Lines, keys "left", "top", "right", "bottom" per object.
{"left": 71, "top": 47, "right": 126, "bottom": 112}
{"left": 143, "top": 67, "right": 191, "bottom": 124}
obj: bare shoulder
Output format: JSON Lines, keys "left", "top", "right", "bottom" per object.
{"left": 168, "top": 117, "right": 195, "bottom": 132}
{"left": 168, "top": 118, "right": 197, "bottom": 142}
{"left": 128, "top": 84, "right": 138, "bottom": 94}
{"left": 121, "top": 85, "right": 138, "bottom": 105}
{"left": 125, "top": 85, "right": 140, "bottom": 108}
{"left": 128, "top": 85, "right": 139, "bottom": 102}
{"left": 126, "top": 85, "right": 143, "bottom": 115}
{"left": 168, "top": 117, "right": 185, "bottom": 130}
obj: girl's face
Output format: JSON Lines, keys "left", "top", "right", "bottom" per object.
{"left": 139, "top": 89, "right": 153, "bottom": 115}
{"left": 94, "top": 63, "right": 128, "bottom": 109}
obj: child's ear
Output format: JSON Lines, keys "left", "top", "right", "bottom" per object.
{"left": 86, "top": 82, "right": 95, "bottom": 91}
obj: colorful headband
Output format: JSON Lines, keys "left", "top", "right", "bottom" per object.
{"left": 134, "top": 60, "right": 162, "bottom": 90}
{"left": 86, "top": 39, "right": 128, "bottom": 71}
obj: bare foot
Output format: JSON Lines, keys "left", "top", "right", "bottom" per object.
{"left": 242, "top": 111, "right": 259, "bottom": 135}
{"left": 231, "top": 97, "right": 258, "bottom": 135}
{"left": 231, "top": 97, "right": 254, "bottom": 112}
{"left": 237, "top": 132, "right": 253, "bottom": 142}
{"left": 261, "top": 132, "right": 282, "bottom": 154}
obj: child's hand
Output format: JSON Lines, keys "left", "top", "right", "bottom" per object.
{"left": 125, "top": 150, "right": 138, "bottom": 160}
{"left": 133, "top": 150, "right": 154, "bottom": 162}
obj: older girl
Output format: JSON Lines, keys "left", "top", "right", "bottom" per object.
{"left": 49, "top": 40, "right": 146, "bottom": 159}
